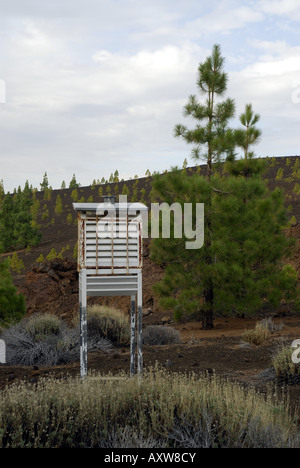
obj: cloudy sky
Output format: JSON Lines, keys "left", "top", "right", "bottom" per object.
{"left": 0, "top": 0, "right": 300, "bottom": 192}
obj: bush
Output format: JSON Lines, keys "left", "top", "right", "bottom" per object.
{"left": 87, "top": 305, "right": 130, "bottom": 347}
{"left": 2, "top": 313, "right": 112, "bottom": 366}
{"left": 25, "top": 313, "right": 61, "bottom": 340}
{"left": 242, "top": 322, "right": 271, "bottom": 346}
{"left": 143, "top": 325, "right": 181, "bottom": 345}
{"left": 272, "top": 343, "right": 300, "bottom": 379}
{"left": 0, "top": 367, "right": 298, "bottom": 448}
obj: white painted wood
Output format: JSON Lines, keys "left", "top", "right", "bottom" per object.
{"left": 74, "top": 202, "right": 147, "bottom": 378}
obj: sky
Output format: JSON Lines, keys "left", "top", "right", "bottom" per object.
{"left": 0, "top": 0, "right": 300, "bottom": 192}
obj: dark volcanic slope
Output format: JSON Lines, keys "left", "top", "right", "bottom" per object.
{"left": 2, "top": 155, "right": 300, "bottom": 319}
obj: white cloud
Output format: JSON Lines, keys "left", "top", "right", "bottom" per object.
{"left": 227, "top": 39, "right": 300, "bottom": 158}
{"left": 186, "top": 3, "right": 264, "bottom": 35}
{"left": 258, "top": 0, "right": 300, "bottom": 19}
{"left": 0, "top": 1, "right": 300, "bottom": 192}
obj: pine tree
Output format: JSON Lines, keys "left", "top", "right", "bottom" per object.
{"left": 10, "top": 252, "right": 25, "bottom": 274}
{"left": 66, "top": 213, "right": 73, "bottom": 225}
{"left": 235, "top": 104, "right": 261, "bottom": 160}
{"left": 40, "top": 172, "right": 49, "bottom": 191}
{"left": 71, "top": 189, "right": 79, "bottom": 202}
{"left": 46, "top": 248, "right": 58, "bottom": 261}
{"left": 43, "top": 187, "right": 52, "bottom": 201}
{"left": 69, "top": 174, "right": 80, "bottom": 189}
{"left": 150, "top": 45, "right": 299, "bottom": 329}
{"left": 0, "top": 180, "right": 5, "bottom": 208}
{"left": 30, "top": 192, "right": 40, "bottom": 222}
{"left": 0, "top": 259, "right": 26, "bottom": 324}
{"left": 121, "top": 184, "right": 130, "bottom": 197}
{"left": 131, "top": 180, "right": 139, "bottom": 202}
{"left": 13, "top": 184, "right": 41, "bottom": 249}
{"left": 55, "top": 195, "right": 63, "bottom": 215}
{"left": 174, "top": 44, "right": 236, "bottom": 179}
{"left": 0, "top": 194, "right": 15, "bottom": 252}
{"left": 113, "top": 170, "right": 119, "bottom": 183}
{"left": 172, "top": 44, "right": 237, "bottom": 328}
{"left": 151, "top": 164, "right": 298, "bottom": 327}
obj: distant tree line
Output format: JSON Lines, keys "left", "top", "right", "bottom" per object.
{"left": 0, "top": 181, "right": 42, "bottom": 253}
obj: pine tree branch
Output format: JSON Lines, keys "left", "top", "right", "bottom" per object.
{"left": 211, "top": 186, "right": 231, "bottom": 195}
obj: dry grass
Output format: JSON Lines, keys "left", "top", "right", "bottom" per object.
{"left": 272, "top": 343, "right": 300, "bottom": 378}
{"left": 242, "top": 321, "right": 271, "bottom": 346}
{"left": 0, "top": 366, "right": 298, "bottom": 448}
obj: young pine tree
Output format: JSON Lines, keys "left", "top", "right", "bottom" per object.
{"left": 235, "top": 104, "right": 261, "bottom": 161}
{"left": 40, "top": 172, "right": 49, "bottom": 191}
{"left": 150, "top": 45, "right": 298, "bottom": 328}
{"left": 172, "top": 44, "right": 237, "bottom": 328}
{"left": 174, "top": 44, "right": 236, "bottom": 179}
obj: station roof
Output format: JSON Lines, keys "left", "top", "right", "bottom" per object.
{"left": 73, "top": 202, "right": 148, "bottom": 213}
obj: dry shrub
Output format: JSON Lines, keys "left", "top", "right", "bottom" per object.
{"left": 0, "top": 366, "right": 298, "bottom": 448}
{"left": 143, "top": 325, "right": 181, "bottom": 346}
{"left": 25, "top": 313, "right": 61, "bottom": 340}
{"left": 272, "top": 343, "right": 300, "bottom": 379}
{"left": 87, "top": 305, "right": 130, "bottom": 347}
{"left": 242, "top": 322, "right": 271, "bottom": 346}
{"left": 2, "top": 313, "right": 112, "bottom": 366}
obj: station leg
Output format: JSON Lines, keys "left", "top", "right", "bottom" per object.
{"left": 80, "top": 270, "right": 88, "bottom": 378}
{"left": 137, "top": 270, "right": 143, "bottom": 378}
{"left": 130, "top": 295, "right": 136, "bottom": 377}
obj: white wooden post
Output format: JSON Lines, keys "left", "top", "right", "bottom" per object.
{"left": 137, "top": 269, "right": 143, "bottom": 378}
{"left": 130, "top": 295, "right": 136, "bottom": 377}
{"left": 0, "top": 339, "right": 5, "bottom": 364}
{"left": 80, "top": 269, "right": 88, "bottom": 378}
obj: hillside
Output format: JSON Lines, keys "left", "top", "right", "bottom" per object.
{"left": 1, "top": 155, "right": 300, "bottom": 322}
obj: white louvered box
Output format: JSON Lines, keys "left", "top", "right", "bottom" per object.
{"left": 74, "top": 200, "right": 147, "bottom": 275}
